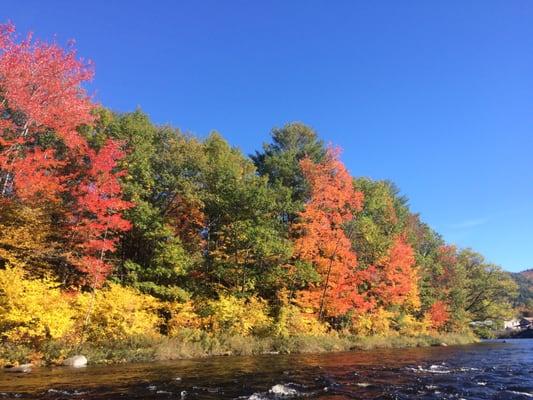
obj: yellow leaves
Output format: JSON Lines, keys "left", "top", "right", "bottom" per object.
{"left": 351, "top": 308, "right": 395, "bottom": 336}
{"left": 166, "top": 301, "right": 202, "bottom": 336}
{"left": 0, "top": 266, "right": 76, "bottom": 343}
{"left": 397, "top": 314, "right": 429, "bottom": 336}
{"left": 203, "top": 295, "right": 271, "bottom": 336}
{"left": 0, "top": 202, "right": 55, "bottom": 273}
{"left": 272, "top": 305, "right": 328, "bottom": 337}
{"left": 0, "top": 267, "right": 162, "bottom": 344}
{"left": 77, "top": 284, "right": 161, "bottom": 342}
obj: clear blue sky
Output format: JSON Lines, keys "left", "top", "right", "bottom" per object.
{"left": 2, "top": 1, "right": 532, "bottom": 272}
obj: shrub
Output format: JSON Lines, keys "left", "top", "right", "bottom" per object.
{"left": 77, "top": 283, "right": 161, "bottom": 342}
{"left": 0, "top": 266, "right": 76, "bottom": 344}
{"left": 351, "top": 308, "right": 395, "bottom": 336}
{"left": 272, "top": 305, "right": 328, "bottom": 337}
{"left": 397, "top": 313, "right": 429, "bottom": 336}
{"left": 166, "top": 301, "right": 202, "bottom": 336}
{"left": 201, "top": 295, "right": 271, "bottom": 336}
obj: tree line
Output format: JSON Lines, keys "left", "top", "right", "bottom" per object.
{"left": 0, "top": 23, "right": 519, "bottom": 345}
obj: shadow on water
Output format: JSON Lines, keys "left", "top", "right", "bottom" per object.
{"left": 1, "top": 339, "right": 532, "bottom": 399}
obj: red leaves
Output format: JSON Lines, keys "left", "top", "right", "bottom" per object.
{"left": 0, "top": 24, "right": 131, "bottom": 288}
{"left": 0, "top": 23, "right": 93, "bottom": 202}
{"left": 0, "top": 24, "right": 93, "bottom": 149}
{"left": 69, "top": 140, "right": 133, "bottom": 287}
{"left": 294, "top": 147, "right": 370, "bottom": 317}
{"left": 11, "top": 148, "right": 65, "bottom": 201}
{"left": 428, "top": 300, "right": 450, "bottom": 330}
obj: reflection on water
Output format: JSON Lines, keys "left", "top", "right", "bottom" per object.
{"left": 0, "top": 339, "right": 532, "bottom": 399}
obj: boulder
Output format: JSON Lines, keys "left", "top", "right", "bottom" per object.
{"left": 4, "top": 363, "right": 32, "bottom": 373}
{"left": 62, "top": 355, "right": 88, "bottom": 368}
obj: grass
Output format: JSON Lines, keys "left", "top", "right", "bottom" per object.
{"left": 0, "top": 331, "right": 478, "bottom": 367}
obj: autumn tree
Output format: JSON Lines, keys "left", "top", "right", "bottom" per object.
{"left": 68, "top": 140, "right": 132, "bottom": 288}
{"left": 367, "top": 236, "right": 420, "bottom": 310}
{"left": 428, "top": 300, "right": 450, "bottom": 330}
{"left": 294, "top": 147, "right": 370, "bottom": 320}
{"left": 0, "top": 23, "right": 130, "bottom": 287}
{"left": 0, "top": 23, "right": 93, "bottom": 202}
{"left": 349, "top": 178, "right": 410, "bottom": 269}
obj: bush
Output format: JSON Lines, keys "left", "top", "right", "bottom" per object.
{"left": 77, "top": 283, "right": 161, "bottom": 342}
{"left": 166, "top": 301, "right": 202, "bottom": 336}
{"left": 200, "top": 295, "right": 272, "bottom": 336}
{"left": 0, "top": 266, "right": 76, "bottom": 344}
{"left": 272, "top": 305, "right": 328, "bottom": 337}
{"left": 351, "top": 308, "right": 395, "bottom": 336}
{"left": 397, "top": 313, "right": 429, "bottom": 336}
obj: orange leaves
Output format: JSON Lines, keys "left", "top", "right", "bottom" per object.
{"left": 165, "top": 195, "right": 206, "bottom": 253}
{"left": 428, "top": 300, "right": 450, "bottom": 330}
{"left": 368, "top": 236, "right": 419, "bottom": 309}
{"left": 294, "top": 147, "right": 369, "bottom": 318}
{"left": 294, "top": 148, "right": 421, "bottom": 319}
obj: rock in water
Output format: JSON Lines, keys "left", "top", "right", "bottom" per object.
{"left": 270, "top": 384, "right": 298, "bottom": 396}
{"left": 63, "top": 355, "right": 88, "bottom": 368}
{"left": 4, "top": 364, "right": 32, "bottom": 373}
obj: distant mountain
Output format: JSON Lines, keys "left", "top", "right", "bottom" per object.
{"left": 511, "top": 269, "right": 533, "bottom": 311}
{"left": 521, "top": 269, "right": 533, "bottom": 280}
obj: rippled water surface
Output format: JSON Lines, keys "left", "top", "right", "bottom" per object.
{"left": 1, "top": 339, "right": 532, "bottom": 399}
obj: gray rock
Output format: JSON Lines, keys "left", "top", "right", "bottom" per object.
{"left": 62, "top": 355, "right": 87, "bottom": 368}
{"left": 4, "top": 363, "right": 32, "bottom": 373}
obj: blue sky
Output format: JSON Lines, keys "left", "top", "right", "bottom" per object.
{"left": 2, "top": 1, "right": 532, "bottom": 272}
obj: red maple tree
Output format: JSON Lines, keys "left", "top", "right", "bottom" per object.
{"left": 0, "top": 23, "right": 93, "bottom": 201}
{"left": 68, "top": 140, "right": 132, "bottom": 287}
{"left": 0, "top": 23, "right": 131, "bottom": 286}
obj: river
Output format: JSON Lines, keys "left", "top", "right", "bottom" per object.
{"left": 0, "top": 339, "right": 532, "bottom": 399}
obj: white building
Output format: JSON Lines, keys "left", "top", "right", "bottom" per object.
{"left": 503, "top": 319, "right": 521, "bottom": 330}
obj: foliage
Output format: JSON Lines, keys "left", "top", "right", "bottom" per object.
{"left": 77, "top": 284, "right": 161, "bottom": 342}
{"left": 69, "top": 140, "right": 133, "bottom": 287}
{"left": 0, "top": 23, "right": 130, "bottom": 287}
{"left": 427, "top": 300, "right": 450, "bottom": 330}
{"left": 367, "top": 236, "right": 420, "bottom": 310}
{"left": 0, "top": 266, "right": 76, "bottom": 344}
{"left": 511, "top": 269, "right": 533, "bottom": 312}
{"left": 166, "top": 301, "right": 202, "bottom": 335}
{"left": 294, "top": 147, "right": 368, "bottom": 319}
{"left": 200, "top": 295, "right": 272, "bottom": 336}
{"left": 252, "top": 122, "right": 326, "bottom": 218}
{"left": 0, "top": 201, "right": 57, "bottom": 276}
{"left": 272, "top": 305, "right": 328, "bottom": 337}
{"left": 351, "top": 308, "right": 395, "bottom": 336}
{"left": 0, "top": 22, "right": 522, "bottom": 361}
{"left": 396, "top": 313, "right": 430, "bottom": 336}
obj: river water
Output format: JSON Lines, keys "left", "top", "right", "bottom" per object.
{"left": 0, "top": 339, "right": 532, "bottom": 399}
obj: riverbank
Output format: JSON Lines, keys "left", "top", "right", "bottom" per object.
{"left": 497, "top": 329, "right": 533, "bottom": 339}
{"left": 0, "top": 332, "right": 478, "bottom": 367}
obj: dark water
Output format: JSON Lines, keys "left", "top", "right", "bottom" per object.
{"left": 1, "top": 340, "right": 532, "bottom": 399}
